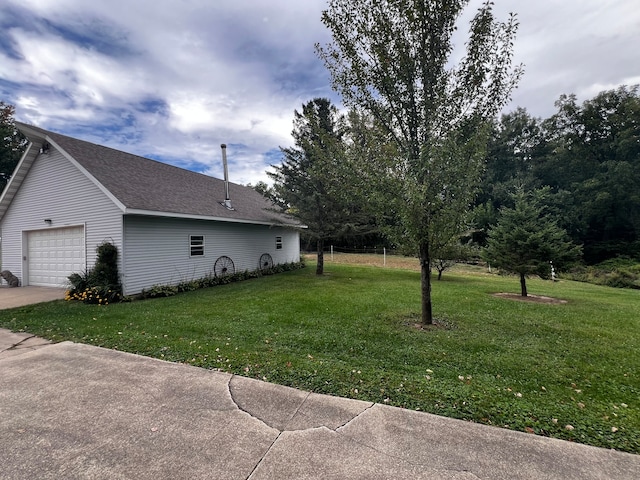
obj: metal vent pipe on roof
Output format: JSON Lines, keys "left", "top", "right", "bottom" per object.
{"left": 220, "top": 144, "right": 233, "bottom": 210}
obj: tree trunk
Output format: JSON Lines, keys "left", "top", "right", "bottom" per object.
{"left": 520, "top": 272, "right": 528, "bottom": 297}
{"left": 316, "top": 238, "right": 324, "bottom": 275}
{"left": 419, "top": 241, "right": 433, "bottom": 325}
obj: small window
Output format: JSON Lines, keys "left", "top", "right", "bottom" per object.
{"left": 275, "top": 236, "right": 283, "bottom": 250}
{"left": 190, "top": 235, "right": 204, "bottom": 256}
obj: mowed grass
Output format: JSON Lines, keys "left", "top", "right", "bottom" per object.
{"left": 2, "top": 258, "right": 639, "bottom": 453}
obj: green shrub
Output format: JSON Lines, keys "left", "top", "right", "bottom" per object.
{"left": 67, "top": 242, "right": 122, "bottom": 304}
{"left": 79, "top": 259, "right": 307, "bottom": 302}
{"left": 67, "top": 270, "right": 92, "bottom": 293}
{"left": 93, "top": 242, "right": 120, "bottom": 286}
{"left": 177, "top": 279, "right": 202, "bottom": 292}
{"left": 563, "top": 257, "right": 640, "bottom": 289}
{"left": 142, "top": 284, "right": 179, "bottom": 298}
{"left": 136, "top": 261, "right": 306, "bottom": 300}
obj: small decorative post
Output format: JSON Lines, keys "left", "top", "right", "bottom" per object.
{"left": 550, "top": 261, "right": 556, "bottom": 282}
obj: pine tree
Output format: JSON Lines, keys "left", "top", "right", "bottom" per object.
{"left": 269, "top": 98, "right": 357, "bottom": 275}
{"left": 0, "top": 102, "right": 27, "bottom": 192}
{"left": 484, "top": 189, "right": 582, "bottom": 296}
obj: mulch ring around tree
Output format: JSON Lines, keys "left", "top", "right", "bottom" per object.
{"left": 493, "top": 292, "right": 568, "bottom": 304}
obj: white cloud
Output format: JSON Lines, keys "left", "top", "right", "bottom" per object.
{"left": 578, "top": 76, "right": 640, "bottom": 101}
{"left": 1, "top": 0, "right": 639, "bottom": 185}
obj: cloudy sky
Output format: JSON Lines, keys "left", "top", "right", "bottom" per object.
{"left": 1, "top": 0, "right": 639, "bottom": 185}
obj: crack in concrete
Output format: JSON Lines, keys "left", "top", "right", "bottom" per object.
{"left": 226, "top": 375, "right": 282, "bottom": 430}
{"left": 6, "top": 334, "right": 36, "bottom": 350}
{"left": 335, "top": 401, "right": 376, "bottom": 431}
{"left": 282, "top": 390, "right": 312, "bottom": 431}
{"left": 226, "top": 376, "right": 291, "bottom": 480}
{"left": 334, "top": 428, "right": 481, "bottom": 477}
{"left": 227, "top": 375, "right": 243, "bottom": 409}
{"left": 227, "top": 374, "right": 371, "bottom": 434}
{"left": 245, "top": 431, "right": 283, "bottom": 480}
{"left": 334, "top": 404, "right": 478, "bottom": 473}
{"left": 224, "top": 375, "right": 474, "bottom": 478}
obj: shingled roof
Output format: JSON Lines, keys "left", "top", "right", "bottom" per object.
{"left": 3, "top": 123, "right": 298, "bottom": 227}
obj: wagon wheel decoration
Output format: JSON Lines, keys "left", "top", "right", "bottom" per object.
{"left": 214, "top": 256, "right": 235, "bottom": 277}
{"left": 259, "top": 253, "right": 274, "bottom": 271}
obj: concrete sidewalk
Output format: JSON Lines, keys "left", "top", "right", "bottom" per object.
{"left": 0, "top": 329, "right": 638, "bottom": 479}
{"left": 0, "top": 286, "right": 66, "bottom": 309}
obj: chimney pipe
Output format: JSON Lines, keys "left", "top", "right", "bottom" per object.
{"left": 220, "top": 144, "right": 233, "bottom": 210}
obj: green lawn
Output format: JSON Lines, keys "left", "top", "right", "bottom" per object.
{"left": 2, "top": 262, "right": 639, "bottom": 453}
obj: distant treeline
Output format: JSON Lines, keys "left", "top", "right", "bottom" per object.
{"left": 321, "top": 86, "right": 640, "bottom": 265}
{"left": 471, "top": 85, "right": 640, "bottom": 263}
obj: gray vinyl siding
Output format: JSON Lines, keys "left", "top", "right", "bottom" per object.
{"left": 0, "top": 149, "right": 123, "bottom": 286}
{"left": 122, "top": 215, "right": 300, "bottom": 295}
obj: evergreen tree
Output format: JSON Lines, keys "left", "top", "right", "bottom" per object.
{"left": 0, "top": 102, "right": 27, "bottom": 192}
{"left": 269, "top": 98, "right": 365, "bottom": 275}
{"left": 484, "top": 189, "right": 582, "bottom": 296}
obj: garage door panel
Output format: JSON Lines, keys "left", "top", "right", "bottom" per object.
{"left": 28, "top": 227, "right": 85, "bottom": 287}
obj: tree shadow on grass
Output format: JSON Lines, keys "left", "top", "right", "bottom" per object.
{"left": 391, "top": 311, "right": 457, "bottom": 331}
{"left": 492, "top": 292, "right": 568, "bottom": 304}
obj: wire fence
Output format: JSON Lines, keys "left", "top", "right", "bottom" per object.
{"left": 301, "top": 245, "right": 487, "bottom": 271}
{"left": 302, "top": 246, "right": 399, "bottom": 255}
{"left": 302, "top": 246, "right": 410, "bottom": 268}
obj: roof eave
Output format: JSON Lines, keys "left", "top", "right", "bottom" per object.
{"left": 124, "top": 208, "right": 303, "bottom": 228}
{"left": 0, "top": 141, "right": 40, "bottom": 222}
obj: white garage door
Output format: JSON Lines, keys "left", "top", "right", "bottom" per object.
{"left": 28, "top": 226, "right": 85, "bottom": 287}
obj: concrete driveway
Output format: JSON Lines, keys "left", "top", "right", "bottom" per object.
{"left": 2, "top": 289, "right": 639, "bottom": 479}
{"left": 0, "top": 286, "right": 67, "bottom": 309}
{"left": 1, "top": 334, "right": 639, "bottom": 480}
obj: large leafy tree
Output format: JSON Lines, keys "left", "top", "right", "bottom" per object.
{"left": 538, "top": 86, "right": 640, "bottom": 261}
{"left": 269, "top": 98, "right": 367, "bottom": 275}
{"left": 471, "top": 107, "right": 580, "bottom": 245}
{"left": 467, "top": 86, "right": 640, "bottom": 263}
{"left": 317, "top": 0, "right": 522, "bottom": 324}
{"left": 1, "top": 102, "right": 27, "bottom": 192}
{"left": 484, "top": 189, "right": 582, "bottom": 297}
{"left": 342, "top": 108, "right": 399, "bottom": 246}
{"left": 476, "top": 108, "right": 544, "bottom": 210}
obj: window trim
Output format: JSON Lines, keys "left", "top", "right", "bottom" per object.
{"left": 190, "top": 235, "right": 205, "bottom": 257}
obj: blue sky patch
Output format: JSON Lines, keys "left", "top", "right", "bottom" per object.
{"left": 1, "top": 0, "right": 639, "bottom": 186}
